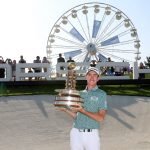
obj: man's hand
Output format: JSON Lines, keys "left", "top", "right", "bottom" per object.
{"left": 70, "top": 104, "right": 85, "bottom": 113}
{"left": 56, "top": 107, "right": 67, "bottom": 112}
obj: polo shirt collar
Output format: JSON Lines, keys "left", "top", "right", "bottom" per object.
{"left": 85, "top": 85, "right": 98, "bottom": 91}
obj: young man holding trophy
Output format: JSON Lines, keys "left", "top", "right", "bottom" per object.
{"left": 57, "top": 66, "right": 107, "bottom": 150}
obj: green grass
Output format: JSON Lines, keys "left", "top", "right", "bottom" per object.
{"left": 1, "top": 83, "right": 149, "bottom": 97}
{"left": 100, "top": 85, "right": 150, "bottom": 96}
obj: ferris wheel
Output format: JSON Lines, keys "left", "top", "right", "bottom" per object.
{"left": 46, "top": 2, "right": 141, "bottom": 67}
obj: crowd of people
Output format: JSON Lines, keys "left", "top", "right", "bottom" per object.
{"left": 0, "top": 54, "right": 76, "bottom": 80}
{"left": 0, "top": 55, "right": 50, "bottom": 81}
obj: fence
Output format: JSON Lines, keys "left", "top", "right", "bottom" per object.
{"left": 56, "top": 62, "right": 130, "bottom": 80}
{"left": 0, "top": 62, "right": 150, "bottom": 81}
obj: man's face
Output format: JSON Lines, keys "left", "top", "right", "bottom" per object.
{"left": 86, "top": 71, "right": 99, "bottom": 86}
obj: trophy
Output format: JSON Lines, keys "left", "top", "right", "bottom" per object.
{"left": 54, "top": 62, "right": 83, "bottom": 108}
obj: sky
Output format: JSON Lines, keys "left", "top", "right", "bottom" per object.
{"left": 0, "top": 0, "right": 149, "bottom": 63}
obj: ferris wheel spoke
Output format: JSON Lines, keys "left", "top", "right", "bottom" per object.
{"left": 61, "top": 26, "right": 86, "bottom": 44}
{"left": 97, "top": 39, "right": 135, "bottom": 48}
{"left": 95, "top": 13, "right": 106, "bottom": 41}
{"left": 92, "top": 7, "right": 108, "bottom": 42}
{"left": 94, "top": 54, "right": 99, "bottom": 61}
{"left": 76, "top": 16, "right": 89, "bottom": 42}
{"left": 85, "top": 12, "right": 91, "bottom": 42}
{"left": 98, "top": 48, "right": 135, "bottom": 53}
{"left": 66, "top": 19, "right": 89, "bottom": 44}
{"left": 117, "top": 29, "right": 131, "bottom": 38}
{"left": 97, "top": 47, "right": 135, "bottom": 57}
{"left": 72, "top": 50, "right": 87, "bottom": 62}
{"left": 75, "top": 52, "right": 87, "bottom": 62}
{"left": 73, "top": 48, "right": 89, "bottom": 62}
{"left": 101, "top": 50, "right": 132, "bottom": 62}
{"left": 96, "top": 14, "right": 116, "bottom": 43}
{"left": 92, "top": 12, "right": 97, "bottom": 43}
{"left": 49, "top": 45, "right": 84, "bottom": 49}
{"left": 53, "top": 35, "right": 85, "bottom": 48}
{"left": 100, "top": 21, "right": 124, "bottom": 42}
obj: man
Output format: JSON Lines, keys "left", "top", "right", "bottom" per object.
{"left": 18, "top": 55, "right": 26, "bottom": 80}
{"left": 19, "top": 55, "right": 26, "bottom": 64}
{"left": 59, "top": 66, "right": 107, "bottom": 150}
{"left": 42, "top": 57, "right": 50, "bottom": 72}
{"left": 67, "top": 56, "right": 75, "bottom": 63}
{"left": 33, "top": 56, "right": 41, "bottom": 80}
{"left": 0, "top": 56, "right": 5, "bottom": 78}
{"left": 57, "top": 53, "right": 65, "bottom": 77}
{"left": 57, "top": 53, "right": 65, "bottom": 69}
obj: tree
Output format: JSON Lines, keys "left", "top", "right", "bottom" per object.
{"left": 144, "top": 57, "right": 150, "bottom": 68}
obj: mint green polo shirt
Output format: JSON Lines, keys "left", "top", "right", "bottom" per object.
{"left": 73, "top": 86, "right": 107, "bottom": 129}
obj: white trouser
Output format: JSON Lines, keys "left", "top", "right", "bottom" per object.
{"left": 70, "top": 128, "right": 100, "bottom": 150}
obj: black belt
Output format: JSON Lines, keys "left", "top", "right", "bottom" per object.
{"left": 79, "top": 129, "right": 92, "bottom": 132}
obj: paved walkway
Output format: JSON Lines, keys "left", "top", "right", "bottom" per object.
{"left": 0, "top": 95, "right": 150, "bottom": 150}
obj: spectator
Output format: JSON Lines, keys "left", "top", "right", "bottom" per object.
{"left": 42, "top": 56, "right": 50, "bottom": 72}
{"left": 12, "top": 60, "right": 16, "bottom": 81}
{"left": 106, "top": 57, "right": 114, "bottom": 76}
{"left": 57, "top": 53, "right": 65, "bottom": 77}
{"left": 28, "top": 68, "right": 33, "bottom": 81}
{"left": 33, "top": 56, "right": 41, "bottom": 80}
{"left": 5, "top": 58, "right": 12, "bottom": 64}
{"left": 67, "top": 56, "right": 75, "bottom": 63}
{"left": 0, "top": 56, "right": 5, "bottom": 78}
{"left": 122, "top": 60, "right": 128, "bottom": 75}
{"left": 19, "top": 55, "right": 26, "bottom": 63}
{"left": 18, "top": 55, "right": 26, "bottom": 80}
{"left": 139, "top": 62, "right": 145, "bottom": 79}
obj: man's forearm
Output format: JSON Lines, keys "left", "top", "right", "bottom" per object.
{"left": 65, "top": 109, "right": 77, "bottom": 119}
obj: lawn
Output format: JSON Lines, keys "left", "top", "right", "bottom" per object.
{"left": 0, "top": 82, "right": 150, "bottom": 97}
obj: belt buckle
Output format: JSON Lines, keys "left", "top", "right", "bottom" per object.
{"left": 79, "top": 129, "right": 92, "bottom": 132}
{"left": 87, "top": 129, "right": 91, "bottom": 132}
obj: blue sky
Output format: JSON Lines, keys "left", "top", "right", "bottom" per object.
{"left": 0, "top": 0, "right": 149, "bottom": 63}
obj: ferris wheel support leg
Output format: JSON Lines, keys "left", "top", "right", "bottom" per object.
{"left": 133, "top": 61, "right": 139, "bottom": 79}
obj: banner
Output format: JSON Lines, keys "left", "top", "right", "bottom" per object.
{"left": 64, "top": 49, "right": 82, "bottom": 59}
{"left": 92, "top": 20, "right": 101, "bottom": 38}
{"left": 101, "top": 35, "right": 120, "bottom": 46}
{"left": 70, "top": 27, "right": 85, "bottom": 42}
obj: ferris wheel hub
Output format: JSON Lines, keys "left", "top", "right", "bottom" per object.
{"left": 86, "top": 43, "right": 97, "bottom": 55}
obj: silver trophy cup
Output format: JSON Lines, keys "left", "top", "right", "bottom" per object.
{"left": 54, "top": 62, "right": 83, "bottom": 108}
